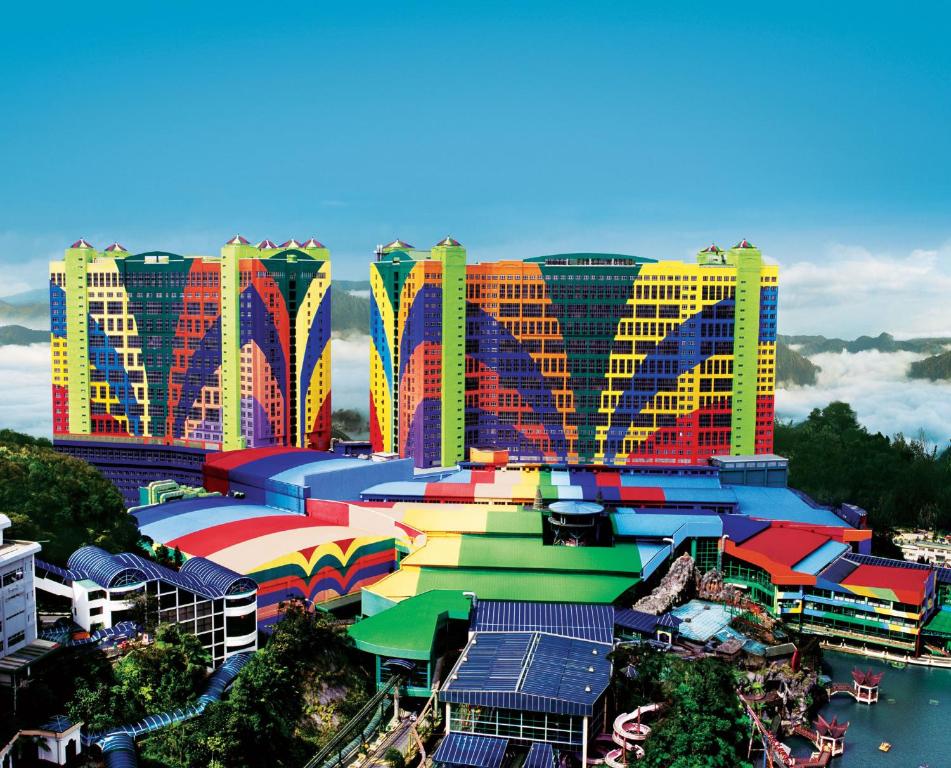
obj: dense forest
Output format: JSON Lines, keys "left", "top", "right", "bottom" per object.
{"left": 612, "top": 644, "right": 753, "bottom": 768}
{"left": 775, "top": 402, "right": 951, "bottom": 539}
{"left": 0, "top": 429, "right": 139, "bottom": 563}
{"left": 135, "top": 603, "right": 370, "bottom": 767}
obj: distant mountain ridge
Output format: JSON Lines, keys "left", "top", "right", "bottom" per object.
{"left": 0, "top": 325, "right": 47, "bottom": 345}
{"left": 909, "top": 350, "right": 951, "bottom": 381}
{"left": 775, "top": 342, "right": 820, "bottom": 386}
{"left": 779, "top": 331, "right": 951, "bottom": 356}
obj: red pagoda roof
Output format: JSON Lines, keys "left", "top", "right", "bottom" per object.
{"left": 851, "top": 668, "right": 884, "bottom": 687}
{"left": 814, "top": 714, "right": 849, "bottom": 738}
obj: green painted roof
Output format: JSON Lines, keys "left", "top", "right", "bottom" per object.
{"left": 415, "top": 567, "right": 638, "bottom": 603}
{"left": 348, "top": 589, "right": 471, "bottom": 660}
{"left": 483, "top": 511, "right": 543, "bottom": 535}
{"left": 456, "top": 536, "right": 643, "bottom": 575}
{"left": 924, "top": 608, "right": 951, "bottom": 637}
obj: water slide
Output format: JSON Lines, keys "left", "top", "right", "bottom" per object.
{"left": 602, "top": 703, "right": 663, "bottom": 767}
{"left": 84, "top": 652, "right": 253, "bottom": 768}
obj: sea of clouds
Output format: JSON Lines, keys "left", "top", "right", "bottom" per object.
{"left": 775, "top": 350, "right": 950, "bottom": 447}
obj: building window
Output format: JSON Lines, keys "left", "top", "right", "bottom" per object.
{"left": 2, "top": 568, "right": 24, "bottom": 587}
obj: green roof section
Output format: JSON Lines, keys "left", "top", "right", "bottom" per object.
{"left": 348, "top": 589, "right": 471, "bottom": 660}
{"left": 483, "top": 511, "right": 544, "bottom": 535}
{"left": 456, "top": 536, "right": 643, "bottom": 575}
{"left": 924, "top": 608, "right": 951, "bottom": 637}
{"left": 415, "top": 567, "right": 638, "bottom": 604}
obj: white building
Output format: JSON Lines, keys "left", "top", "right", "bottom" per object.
{"left": 0, "top": 514, "right": 40, "bottom": 659}
{"left": 35, "top": 546, "right": 258, "bottom": 666}
{"left": 894, "top": 532, "right": 951, "bottom": 566}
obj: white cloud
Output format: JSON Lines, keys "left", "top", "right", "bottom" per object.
{"left": 776, "top": 350, "right": 951, "bottom": 448}
{"left": 776, "top": 242, "right": 951, "bottom": 338}
{"left": 330, "top": 334, "right": 370, "bottom": 414}
{"left": 0, "top": 343, "right": 52, "bottom": 437}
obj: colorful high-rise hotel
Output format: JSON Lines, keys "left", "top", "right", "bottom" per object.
{"left": 370, "top": 239, "right": 777, "bottom": 468}
{"left": 50, "top": 237, "right": 332, "bottom": 502}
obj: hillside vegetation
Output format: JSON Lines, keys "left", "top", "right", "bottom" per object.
{"left": 0, "top": 429, "right": 139, "bottom": 562}
{"left": 775, "top": 402, "right": 951, "bottom": 536}
{"left": 909, "top": 350, "right": 951, "bottom": 381}
{"left": 0, "top": 324, "right": 48, "bottom": 345}
{"left": 775, "top": 342, "right": 820, "bottom": 386}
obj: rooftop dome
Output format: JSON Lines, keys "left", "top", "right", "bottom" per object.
{"left": 280, "top": 239, "right": 302, "bottom": 248}
{"left": 225, "top": 234, "right": 250, "bottom": 246}
{"left": 385, "top": 239, "right": 413, "bottom": 250}
{"left": 70, "top": 238, "right": 94, "bottom": 249}
{"left": 104, "top": 242, "right": 127, "bottom": 253}
{"left": 257, "top": 239, "right": 278, "bottom": 249}
{"left": 302, "top": 238, "right": 326, "bottom": 249}
{"left": 700, "top": 243, "right": 721, "bottom": 253}
{"left": 734, "top": 239, "right": 755, "bottom": 249}
{"left": 436, "top": 236, "right": 461, "bottom": 247}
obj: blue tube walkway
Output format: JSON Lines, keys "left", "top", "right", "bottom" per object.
{"left": 84, "top": 652, "right": 253, "bottom": 767}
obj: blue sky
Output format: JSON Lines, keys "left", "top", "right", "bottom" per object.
{"left": 1, "top": 1, "right": 950, "bottom": 335}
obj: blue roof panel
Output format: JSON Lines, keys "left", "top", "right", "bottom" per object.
{"left": 472, "top": 601, "right": 614, "bottom": 643}
{"left": 793, "top": 540, "right": 851, "bottom": 576}
{"left": 433, "top": 733, "right": 508, "bottom": 768}
{"left": 268, "top": 457, "right": 367, "bottom": 488}
{"left": 440, "top": 632, "right": 611, "bottom": 716}
{"left": 524, "top": 743, "right": 555, "bottom": 768}
{"left": 730, "top": 486, "right": 848, "bottom": 527}
{"left": 132, "top": 496, "right": 237, "bottom": 528}
{"left": 613, "top": 608, "right": 658, "bottom": 634}
{"left": 135, "top": 503, "right": 289, "bottom": 543}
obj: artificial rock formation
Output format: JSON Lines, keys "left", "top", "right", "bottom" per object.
{"left": 633, "top": 553, "right": 698, "bottom": 614}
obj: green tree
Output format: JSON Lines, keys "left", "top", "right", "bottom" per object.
{"left": 775, "top": 402, "right": 951, "bottom": 542}
{"left": 143, "top": 601, "right": 372, "bottom": 768}
{"left": 0, "top": 431, "right": 139, "bottom": 563}
{"left": 67, "top": 624, "right": 210, "bottom": 731}
{"left": 640, "top": 657, "right": 752, "bottom": 768}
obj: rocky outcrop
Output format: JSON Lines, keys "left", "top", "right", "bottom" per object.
{"left": 633, "top": 553, "right": 698, "bottom": 614}
{"left": 698, "top": 568, "right": 744, "bottom": 603}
